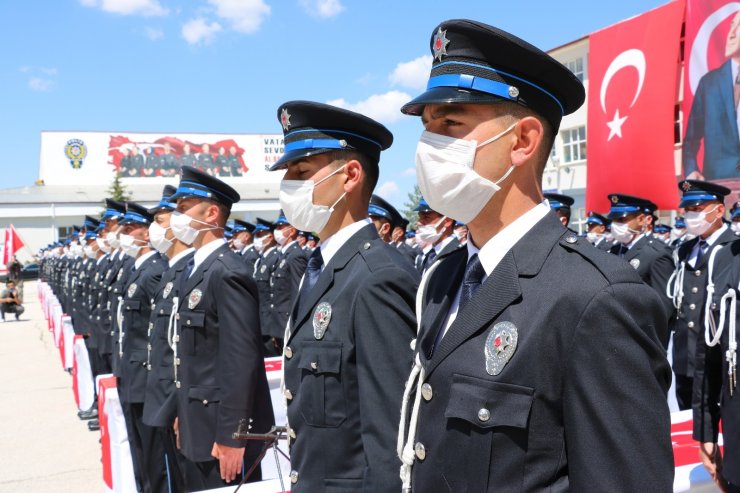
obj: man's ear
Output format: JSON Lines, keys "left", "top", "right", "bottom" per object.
{"left": 343, "top": 160, "right": 364, "bottom": 194}
{"left": 511, "top": 116, "right": 544, "bottom": 168}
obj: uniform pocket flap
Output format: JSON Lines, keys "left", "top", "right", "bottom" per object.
{"left": 444, "top": 373, "right": 533, "bottom": 429}
{"left": 187, "top": 385, "right": 220, "bottom": 403}
{"left": 179, "top": 310, "right": 205, "bottom": 328}
{"left": 129, "top": 349, "right": 148, "bottom": 363}
{"left": 123, "top": 299, "right": 141, "bottom": 311}
{"left": 298, "top": 341, "right": 342, "bottom": 374}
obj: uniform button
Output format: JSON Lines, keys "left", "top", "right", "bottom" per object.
{"left": 690, "top": 287, "right": 699, "bottom": 294}
{"left": 688, "top": 321, "right": 695, "bottom": 328}
{"left": 174, "top": 335, "right": 180, "bottom": 342}
{"left": 270, "top": 304, "right": 274, "bottom": 309}
{"left": 175, "top": 358, "right": 181, "bottom": 366}
{"left": 284, "top": 347, "right": 293, "bottom": 359}
{"left": 285, "top": 389, "right": 293, "bottom": 401}
{"left": 689, "top": 303, "right": 696, "bottom": 310}
{"left": 310, "top": 361, "right": 318, "bottom": 371}
{"left": 176, "top": 314, "right": 180, "bottom": 320}
{"left": 147, "top": 344, "right": 152, "bottom": 350}
{"left": 565, "top": 235, "right": 577, "bottom": 244}
{"left": 290, "top": 471, "right": 299, "bottom": 484}
{"left": 147, "top": 364, "right": 152, "bottom": 370}
{"left": 203, "top": 400, "right": 208, "bottom": 405}
{"left": 421, "top": 383, "right": 433, "bottom": 401}
{"left": 160, "top": 309, "right": 164, "bottom": 314}
{"left": 410, "top": 338, "right": 416, "bottom": 351}
{"left": 711, "top": 303, "right": 717, "bottom": 310}
{"left": 110, "top": 331, "right": 115, "bottom": 336}
{"left": 151, "top": 303, "right": 156, "bottom": 310}
{"left": 363, "top": 242, "right": 371, "bottom": 250}
{"left": 186, "top": 320, "right": 191, "bottom": 326}
{"left": 414, "top": 442, "right": 426, "bottom": 461}
{"left": 478, "top": 408, "right": 491, "bottom": 422}
{"left": 175, "top": 381, "right": 181, "bottom": 388}
{"left": 694, "top": 270, "right": 701, "bottom": 277}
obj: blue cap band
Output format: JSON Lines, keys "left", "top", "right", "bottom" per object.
{"left": 609, "top": 205, "right": 641, "bottom": 214}
{"left": 368, "top": 204, "right": 392, "bottom": 220}
{"left": 586, "top": 217, "right": 604, "bottom": 226}
{"left": 176, "top": 180, "right": 234, "bottom": 205}
{"left": 123, "top": 211, "right": 151, "bottom": 225}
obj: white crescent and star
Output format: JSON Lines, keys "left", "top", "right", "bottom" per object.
{"left": 688, "top": 2, "right": 740, "bottom": 95}
{"left": 599, "top": 48, "right": 646, "bottom": 141}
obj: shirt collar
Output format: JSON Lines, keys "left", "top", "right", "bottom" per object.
{"left": 192, "top": 238, "right": 226, "bottom": 273}
{"left": 434, "top": 235, "right": 455, "bottom": 254}
{"left": 703, "top": 223, "right": 728, "bottom": 247}
{"left": 134, "top": 250, "right": 157, "bottom": 270}
{"left": 468, "top": 202, "right": 550, "bottom": 277}
{"left": 168, "top": 247, "right": 195, "bottom": 267}
{"left": 281, "top": 240, "right": 299, "bottom": 253}
{"left": 319, "top": 218, "right": 372, "bottom": 267}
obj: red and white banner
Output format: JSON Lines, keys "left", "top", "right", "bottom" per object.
{"left": 682, "top": 0, "right": 740, "bottom": 182}
{"left": 586, "top": 0, "right": 684, "bottom": 212}
{"left": 2, "top": 225, "right": 25, "bottom": 265}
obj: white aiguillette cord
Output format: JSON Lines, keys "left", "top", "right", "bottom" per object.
{"left": 398, "top": 258, "right": 441, "bottom": 493}
{"left": 117, "top": 296, "right": 125, "bottom": 358}
{"left": 666, "top": 248, "right": 685, "bottom": 310}
{"left": 169, "top": 296, "right": 179, "bottom": 384}
{"left": 704, "top": 245, "right": 737, "bottom": 395}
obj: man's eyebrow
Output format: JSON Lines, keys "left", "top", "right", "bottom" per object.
{"left": 421, "top": 106, "right": 467, "bottom": 125}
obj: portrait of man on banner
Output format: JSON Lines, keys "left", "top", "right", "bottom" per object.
{"left": 683, "top": 3, "right": 740, "bottom": 185}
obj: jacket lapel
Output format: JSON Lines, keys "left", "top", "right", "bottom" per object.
{"left": 181, "top": 244, "right": 227, "bottom": 298}
{"left": 424, "top": 212, "right": 563, "bottom": 375}
{"left": 288, "top": 224, "right": 378, "bottom": 342}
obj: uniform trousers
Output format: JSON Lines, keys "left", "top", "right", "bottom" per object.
{"left": 122, "top": 401, "right": 167, "bottom": 493}
{"left": 183, "top": 455, "right": 262, "bottom": 492}
{"left": 675, "top": 374, "right": 693, "bottom": 411}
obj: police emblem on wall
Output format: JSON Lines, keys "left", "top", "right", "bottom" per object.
{"left": 313, "top": 302, "right": 332, "bottom": 340}
{"left": 485, "top": 321, "right": 518, "bottom": 376}
{"left": 188, "top": 289, "right": 203, "bottom": 310}
{"left": 65, "top": 139, "right": 87, "bottom": 169}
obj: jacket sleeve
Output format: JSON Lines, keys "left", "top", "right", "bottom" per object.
{"left": 563, "top": 281, "right": 674, "bottom": 492}
{"left": 353, "top": 265, "right": 418, "bottom": 491}
{"left": 212, "top": 263, "right": 265, "bottom": 447}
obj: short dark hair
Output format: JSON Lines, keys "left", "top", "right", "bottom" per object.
{"left": 496, "top": 101, "right": 555, "bottom": 176}
{"left": 326, "top": 149, "right": 378, "bottom": 201}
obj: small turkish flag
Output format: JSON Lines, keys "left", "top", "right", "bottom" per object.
{"left": 586, "top": 1, "right": 684, "bottom": 212}
{"left": 3, "top": 225, "right": 25, "bottom": 265}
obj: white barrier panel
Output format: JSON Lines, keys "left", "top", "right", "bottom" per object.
{"left": 104, "top": 387, "right": 138, "bottom": 493}
{"left": 262, "top": 357, "right": 290, "bottom": 482}
{"left": 62, "top": 316, "right": 75, "bottom": 370}
{"left": 52, "top": 304, "right": 64, "bottom": 348}
{"left": 73, "top": 335, "right": 95, "bottom": 411}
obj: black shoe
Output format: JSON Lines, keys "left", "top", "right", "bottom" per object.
{"left": 87, "top": 419, "right": 100, "bottom": 431}
{"left": 78, "top": 408, "right": 98, "bottom": 420}
{"left": 77, "top": 406, "right": 96, "bottom": 418}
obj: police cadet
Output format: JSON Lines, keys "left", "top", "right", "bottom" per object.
{"left": 414, "top": 197, "right": 461, "bottom": 273}
{"left": 118, "top": 202, "right": 167, "bottom": 493}
{"left": 268, "top": 213, "right": 308, "bottom": 355}
{"left": 396, "top": 19, "right": 673, "bottom": 492}
{"left": 607, "top": 194, "right": 675, "bottom": 332}
{"left": 667, "top": 180, "right": 733, "bottom": 410}
{"left": 252, "top": 217, "right": 281, "bottom": 352}
{"left": 198, "top": 143, "right": 216, "bottom": 175}
{"left": 369, "top": 194, "right": 416, "bottom": 267}
{"left": 543, "top": 192, "right": 574, "bottom": 228}
{"left": 169, "top": 166, "right": 274, "bottom": 490}
{"left": 273, "top": 100, "right": 419, "bottom": 491}
{"left": 672, "top": 216, "right": 689, "bottom": 247}
{"left": 654, "top": 224, "right": 672, "bottom": 244}
{"left": 585, "top": 211, "right": 612, "bottom": 251}
{"left": 142, "top": 185, "right": 195, "bottom": 493}
{"left": 232, "top": 219, "right": 260, "bottom": 277}
{"left": 130, "top": 146, "right": 145, "bottom": 177}
{"left": 731, "top": 201, "right": 740, "bottom": 236}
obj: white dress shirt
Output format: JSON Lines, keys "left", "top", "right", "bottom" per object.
{"left": 318, "top": 218, "right": 372, "bottom": 270}
{"left": 190, "top": 238, "right": 226, "bottom": 277}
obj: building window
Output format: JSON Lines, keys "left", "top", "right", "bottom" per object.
{"left": 58, "top": 226, "right": 74, "bottom": 240}
{"left": 565, "top": 57, "right": 585, "bottom": 82}
{"left": 561, "top": 126, "right": 586, "bottom": 163}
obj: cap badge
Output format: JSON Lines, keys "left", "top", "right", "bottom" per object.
{"left": 163, "top": 282, "right": 173, "bottom": 299}
{"left": 127, "top": 283, "right": 137, "bottom": 298}
{"left": 611, "top": 195, "right": 619, "bottom": 204}
{"left": 280, "top": 108, "right": 292, "bottom": 132}
{"left": 188, "top": 289, "right": 203, "bottom": 310}
{"left": 432, "top": 27, "right": 450, "bottom": 62}
{"left": 682, "top": 181, "right": 692, "bottom": 192}
{"left": 629, "top": 258, "right": 640, "bottom": 270}
{"left": 313, "top": 302, "right": 332, "bottom": 340}
{"left": 485, "top": 321, "right": 518, "bottom": 376}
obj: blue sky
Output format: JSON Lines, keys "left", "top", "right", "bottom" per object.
{"left": 1, "top": 0, "right": 670, "bottom": 209}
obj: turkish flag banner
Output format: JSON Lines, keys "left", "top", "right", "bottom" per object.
{"left": 2, "top": 225, "right": 25, "bottom": 265}
{"left": 586, "top": 0, "right": 684, "bottom": 212}
{"left": 682, "top": 0, "right": 740, "bottom": 183}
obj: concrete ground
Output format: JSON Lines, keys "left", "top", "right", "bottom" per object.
{"left": 0, "top": 280, "right": 100, "bottom": 493}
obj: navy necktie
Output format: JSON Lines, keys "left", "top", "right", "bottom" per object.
{"left": 695, "top": 239, "right": 708, "bottom": 266}
{"left": 459, "top": 253, "right": 486, "bottom": 312}
{"left": 423, "top": 249, "right": 437, "bottom": 271}
{"left": 296, "top": 249, "right": 324, "bottom": 316}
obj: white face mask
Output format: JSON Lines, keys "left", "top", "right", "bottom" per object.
{"left": 148, "top": 222, "right": 173, "bottom": 254}
{"left": 96, "top": 237, "right": 111, "bottom": 254}
{"left": 83, "top": 245, "right": 96, "bottom": 258}
{"left": 416, "top": 215, "right": 446, "bottom": 244}
{"left": 685, "top": 205, "right": 719, "bottom": 237}
{"left": 274, "top": 228, "right": 289, "bottom": 246}
{"left": 170, "top": 211, "right": 219, "bottom": 245}
{"left": 106, "top": 232, "right": 121, "bottom": 250}
{"left": 586, "top": 232, "right": 603, "bottom": 244}
{"left": 253, "top": 235, "right": 266, "bottom": 252}
{"left": 610, "top": 221, "right": 640, "bottom": 244}
{"left": 279, "top": 165, "right": 347, "bottom": 233}
{"left": 233, "top": 238, "right": 245, "bottom": 250}
{"left": 119, "top": 234, "right": 146, "bottom": 257}
{"left": 732, "top": 222, "right": 740, "bottom": 233}
{"left": 414, "top": 123, "right": 517, "bottom": 224}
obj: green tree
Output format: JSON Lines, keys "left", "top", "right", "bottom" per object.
{"left": 102, "top": 171, "right": 131, "bottom": 215}
{"left": 401, "top": 184, "right": 422, "bottom": 230}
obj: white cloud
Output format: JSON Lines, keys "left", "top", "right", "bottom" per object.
{"left": 327, "top": 90, "right": 411, "bottom": 125}
{"left": 39, "top": 67, "right": 58, "bottom": 76}
{"left": 143, "top": 26, "right": 164, "bottom": 40}
{"left": 389, "top": 55, "right": 432, "bottom": 90}
{"left": 29, "top": 77, "right": 56, "bottom": 92}
{"left": 376, "top": 181, "right": 400, "bottom": 199}
{"left": 18, "top": 66, "right": 31, "bottom": 73}
{"left": 208, "top": 0, "right": 270, "bottom": 34}
{"left": 299, "top": 0, "right": 344, "bottom": 18}
{"left": 80, "top": 0, "right": 169, "bottom": 16}
{"left": 181, "top": 18, "right": 222, "bottom": 45}
{"left": 401, "top": 167, "right": 416, "bottom": 177}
